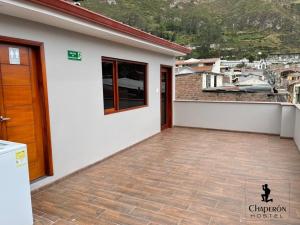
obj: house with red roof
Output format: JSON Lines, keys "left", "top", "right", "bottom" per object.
{"left": 176, "top": 58, "right": 221, "bottom": 73}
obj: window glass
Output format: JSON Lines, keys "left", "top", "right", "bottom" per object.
{"left": 102, "top": 61, "right": 114, "bottom": 110}
{"left": 102, "top": 58, "right": 147, "bottom": 114}
{"left": 206, "top": 75, "right": 211, "bottom": 88}
{"left": 117, "top": 62, "right": 146, "bottom": 110}
{"left": 214, "top": 75, "right": 217, "bottom": 87}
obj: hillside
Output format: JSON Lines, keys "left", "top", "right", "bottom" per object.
{"left": 81, "top": 0, "right": 300, "bottom": 59}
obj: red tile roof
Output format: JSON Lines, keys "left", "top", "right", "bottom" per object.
{"left": 193, "top": 66, "right": 213, "bottom": 72}
{"left": 26, "top": 0, "right": 191, "bottom": 54}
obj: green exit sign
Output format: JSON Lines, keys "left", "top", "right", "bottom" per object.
{"left": 68, "top": 50, "right": 82, "bottom": 61}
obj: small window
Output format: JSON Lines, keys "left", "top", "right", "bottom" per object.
{"left": 102, "top": 57, "right": 147, "bottom": 114}
{"left": 214, "top": 75, "right": 217, "bottom": 87}
{"left": 206, "top": 75, "right": 211, "bottom": 88}
{"left": 296, "top": 87, "right": 300, "bottom": 104}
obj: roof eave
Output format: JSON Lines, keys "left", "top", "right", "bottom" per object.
{"left": 24, "top": 0, "right": 191, "bottom": 55}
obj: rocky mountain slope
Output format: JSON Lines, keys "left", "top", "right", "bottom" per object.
{"left": 81, "top": 0, "right": 300, "bottom": 59}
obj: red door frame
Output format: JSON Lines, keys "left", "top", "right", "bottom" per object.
{"left": 160, "top": 65, "right": 173, "bottom": 130}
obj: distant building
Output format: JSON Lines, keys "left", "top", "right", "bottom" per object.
{"left": 221, "top": 67, "right": 265, "bottom": 85}
{"left": 175, "top": 58, "right": 289, "bottom": 102}
{"left": 221, "top": 58, "right": 249, "bottom": 68}
{"left": 272, "top": 67, "right": 300, "bottom": 89}
{"left": 234, "top": 75, "right": 268, "bottom": 86}
{"left": 268, "top": 53, "right": 300, "bottom": 64}
{"left": 175, "top": 70, "right": 277, "bottom": 102}
{"left": 202, "top": 72, "right": 225, "bottom": 89}
{"left": 221, "top": 59, "right": 269, "bottom": 70}
{"left": 175, "top": 67, "right": 225, "bottom": 89}
{"left": 221, "top": 68, "right": 242, "bottom": 83}
{"left": 288, "top": 81, "right": 300, "bottom": 104}
{"left": 175, "top": 67, "right": 195, "bottom": 76}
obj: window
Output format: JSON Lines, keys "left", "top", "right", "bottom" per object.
{"left": 214, "top": 75, "right": 217, "bottom": 87}
{"left": 102, "top": 57, "right": 147, "bottom": 114}
{"left": 296, "top": 87, "right": 300, "bottom": 104}
{"left": 206, "top": 74, "right": 211, "bottom": 88}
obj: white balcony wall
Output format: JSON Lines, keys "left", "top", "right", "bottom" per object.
{"left": 174, "top": 101, "right": 282, "bottom": 135}
{"left": 174, "top": 100, "right": 300, "bottom": 151}
{"left": 281, "top": 104, "right": 296, "bottom": 138}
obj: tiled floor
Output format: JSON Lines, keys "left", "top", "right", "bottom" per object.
{"left": 32, "top": 128, "right": 300, "bottom": 225}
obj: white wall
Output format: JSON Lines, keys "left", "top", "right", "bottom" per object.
{"left": 202, "top": 74, "right": 206, "bottom": 88}
{"left": 202, "top": 74, "right": 223, "bottom": 88}
{"left": 294, "top": 106, "right": 300, "bottom": 150}
{"left": 217, "top": 76, "right": 223, "bottom": 87}
{"left": 0, "top": 14, "right": 175, "bottom": 189}
{"left": 212, "top": 59, "right": 221, "bottom": 73}
{"left": 280, "top": 104, "right": 295, "bottom": 138}
{"left": 210, "top": 75, "right": 215, "bottom": 87}
{"left": 174, "top": 101, "right": 300, "bottom": 151}
{"left": 174, "top": 101, "right": 282, "bottom": 134}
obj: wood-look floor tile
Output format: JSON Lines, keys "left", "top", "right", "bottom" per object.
{"left": 131, "top": 208, "right": 179, "bottom": 225}
{"left": 69, "top": 215, "right": 118, "bottom": 225}
{"left": 33, "top": 128, "right": 300, "bottom": 225}
{"left": 160, "top": 206, "right": 211, "bottom": 224}
{"left": 91, "top": 196, "right": 135, "bottom": 214}
{"left": 99, "top": 210, "right": 149, "bottom": 225}
{"left": 33, "top": 214, "right": 54, "bottom": 225}
{"left": 118, "top": 195, "right": 164, "bottom": 212}
{"left": 51, "top": 220, "right": 74, "bottom": 225}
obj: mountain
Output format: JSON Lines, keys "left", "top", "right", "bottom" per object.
{"left": 81, "top": 0, "right": 300, "bottom": 59}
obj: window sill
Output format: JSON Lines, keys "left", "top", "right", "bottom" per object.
{"left": 104, "top": 105, "right": 148, "bottom": 115}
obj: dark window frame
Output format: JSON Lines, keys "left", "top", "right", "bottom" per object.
{"left": 206, "top": 74, "right": 211, "bottom": 88}
{"left": 214, "top": 75, "right": 217, "bottom": 87}
{"left": 102, "top": 57, "right": 148, "bottom": 115}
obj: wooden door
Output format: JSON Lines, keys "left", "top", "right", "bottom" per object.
{"left": 0, "top": 43, "right": 47, "bottom": 181}
{"left": 161, "top": 66, "right": 173, "bottom": 130}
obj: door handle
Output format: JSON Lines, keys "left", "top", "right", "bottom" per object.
{"left": 0, "top": 116, "right": 11, "bottom": 122}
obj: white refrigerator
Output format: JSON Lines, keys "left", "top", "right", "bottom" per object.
{"left": 0, "top": 140, "right": 33, "bottom": 225}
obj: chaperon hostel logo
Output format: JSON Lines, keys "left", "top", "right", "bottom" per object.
{"left": 261, "top": 184, "right": 273, "bottom": 203}
{"left": 245, "top": 180, "right": 290, "bottom": 220}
